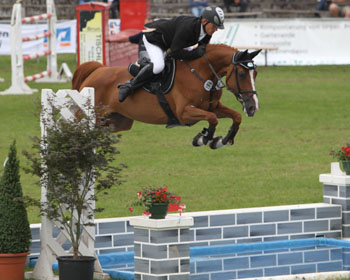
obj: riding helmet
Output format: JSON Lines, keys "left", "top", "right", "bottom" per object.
{"left": 201, "top": 6, "right": 225, "bottom": 30}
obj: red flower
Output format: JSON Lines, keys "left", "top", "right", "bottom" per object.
{"left": 128, "top": 207, "right": 133, "bottom": 212}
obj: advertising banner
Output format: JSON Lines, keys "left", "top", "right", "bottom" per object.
{"left": 211, "top": 18, "right": 350, "bottom": 66}
{"left": 0, "top": 20, "right": 76, "bottom": 55}
{"left": 78, "top": 10, "right": 104, "bottom": 64}
{"left": 1, "top": 19, "right": 349, "bottom": 66}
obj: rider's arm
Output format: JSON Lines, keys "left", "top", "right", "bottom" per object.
{"left": 129, "top": 32, "right": 143, "bottom": 44}
{"left": 169, "top": 25, "right": 205, "bottom": 60}
{"left": 170, "top": 47, "right": 205, "bottom": 60}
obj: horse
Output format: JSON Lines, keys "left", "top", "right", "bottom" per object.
{"left": 72, "top": 44, "right": 261, "bottom": 149}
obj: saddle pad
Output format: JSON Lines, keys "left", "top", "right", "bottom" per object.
{"left": 128, "top": 58, "right": 176, "bottom": 95}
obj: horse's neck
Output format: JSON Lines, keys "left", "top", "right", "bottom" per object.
{"left": 204, "top": 45, "right": 234, "bottom": 76}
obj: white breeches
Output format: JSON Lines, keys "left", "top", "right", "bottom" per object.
{"left": 143, "top": 36, "right": 166, "bottom": 74}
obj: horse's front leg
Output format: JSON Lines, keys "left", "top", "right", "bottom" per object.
{"left": 209, "top": 102, "right": 242, "bottom": 149}
{"left": 179, "top": 105, "right": 218, "bottom": 147}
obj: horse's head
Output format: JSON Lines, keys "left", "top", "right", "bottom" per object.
{"left": 225, "top": 49, "right": 261, "bottom": 117}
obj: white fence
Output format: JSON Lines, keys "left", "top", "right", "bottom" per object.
{"left": 27, "top": 88, "right": 108, "bottom": 280}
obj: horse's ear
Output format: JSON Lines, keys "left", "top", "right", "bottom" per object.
{"left": 234, "top": 49, "right": 249, "bottom": 62}
{"left": 248, "top": 49, "right": 262, "bottom": 60}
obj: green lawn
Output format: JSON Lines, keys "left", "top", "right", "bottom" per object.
{"left": 1, "top": 54, "right": 349, "bottom": 223}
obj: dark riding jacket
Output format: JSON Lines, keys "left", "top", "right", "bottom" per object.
{"left": 144, "top": 16, "right": 211, "bottom": 60}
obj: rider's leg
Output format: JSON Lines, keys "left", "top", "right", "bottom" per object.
{"left": 118, "top": 36, "right": 165, "bottom": 102}
{"left": 118, "top": 63, "right": 154, "bottom": 102}
{"left": 142, "top": 36, "right": 165, "bottom": 74}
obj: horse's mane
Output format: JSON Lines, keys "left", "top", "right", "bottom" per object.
{"left": 72, "top": 61, "right": 104, "bottom": 90}
{"left": 206, "top": 44, "right": 239, "bottom": 54}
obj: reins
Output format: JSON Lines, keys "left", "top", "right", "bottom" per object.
{"left": 182, "top": 54, "right": 227, "bottom": 112}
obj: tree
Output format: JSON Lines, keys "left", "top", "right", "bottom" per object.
{"left": 23, "top": 103, "right": 125, "bottom": 258}
{"left": 0, "top": 141, "right": 31, "bottom": 254}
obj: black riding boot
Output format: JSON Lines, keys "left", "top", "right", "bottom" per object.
{"left": 118, "top": 63, "right": 154, "bottom": 103}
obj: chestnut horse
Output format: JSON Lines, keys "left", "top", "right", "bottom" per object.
{"left": 72, "top": 44, "right": 261, "bottom": 149}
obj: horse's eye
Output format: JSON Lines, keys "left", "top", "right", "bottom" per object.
{"left": 238, "top": 72, "right": 246, "bottom": 79}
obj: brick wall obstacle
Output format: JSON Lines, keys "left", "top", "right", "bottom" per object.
{"left": 29, "top": 203, "right": 342, "bottom": 259}
{"left": 27, "top": 163, "right": 349, "bottom": 279}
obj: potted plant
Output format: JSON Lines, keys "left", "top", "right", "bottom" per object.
{"left": 0, "top": 141, "right": 32, "bottom": 280}
{"left": 23, "top": 104, "right": 125, "bottom": 280}
{"left": 130, "top": 186, "right": 180, "bottom": 219}
{"left": 329, "top": 143, "right": 350, "bottom": 175}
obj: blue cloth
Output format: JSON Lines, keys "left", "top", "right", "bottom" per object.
{"left": 79, "top": 0, "right": 94, "bottom": 5}
{"left": 189, "top": 0, "right": 208, "bottom": 17}
{"left": 317, "top": 0, "right": 329, "bottom": 11}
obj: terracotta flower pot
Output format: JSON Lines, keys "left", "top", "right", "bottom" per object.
{"left": 0, "top": 252, "right": 29, "bottom": 280}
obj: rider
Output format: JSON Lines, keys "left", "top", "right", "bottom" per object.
{"left": 118, "top": 6, "right": 225, "bottom": 103}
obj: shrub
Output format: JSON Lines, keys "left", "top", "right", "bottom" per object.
{"left": 0, "top": 141, "right": 31, "bottom": 253}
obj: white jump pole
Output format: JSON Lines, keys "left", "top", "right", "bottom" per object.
{"left": 0, "top": 0, "right": 70, "bottom": 95}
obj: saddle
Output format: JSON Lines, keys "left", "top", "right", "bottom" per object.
{"left": 128, "top": 57, "right": 181, "bottom": 127}
{"left": 128, "top": 57, "right": 176, "bottom": 95}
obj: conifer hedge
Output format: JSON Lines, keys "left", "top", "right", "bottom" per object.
{"left": 0, "top": 141, "right": 31, "bottom": 253}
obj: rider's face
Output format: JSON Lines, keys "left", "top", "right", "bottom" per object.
{"left": 203, "top": 21, "right": 218, "bottom": 36}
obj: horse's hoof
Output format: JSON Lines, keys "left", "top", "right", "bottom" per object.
{"left": 192, "top": 133, "right": 208, "bottom": 147}
{"left": 222, "top": 138, "right": 234, "bottom": 146}
{"left": 210, "top": 136, "right": 224, "bottom": 149}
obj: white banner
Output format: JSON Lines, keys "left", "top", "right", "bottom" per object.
{"left": 0, "top": 20, "right": 77, "bottom": 55}
{"left": 212, "top": 18, "right": 350, "bottom": 66}
{"left": 1, "top": 18, "right": 349, "bottom": 65}
{"left": 0, "top": 19, "right": 122, "bottom": 56}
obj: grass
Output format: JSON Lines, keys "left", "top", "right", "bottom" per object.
{"left": 1, "top": 55, "right": 350, "bottom": 224}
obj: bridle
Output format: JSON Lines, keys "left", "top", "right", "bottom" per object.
{"left": 182, "top": 52, "right": 257, "bottom": 110}
{"left": 221, "top": 55, "right": 257, "bottom": 103}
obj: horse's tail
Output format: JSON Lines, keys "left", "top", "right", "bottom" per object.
{"left": 72, "top": 61, "right": 104, "bottom": 90}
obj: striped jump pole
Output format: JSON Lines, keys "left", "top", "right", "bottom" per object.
{"left": 0, "top": 0, "right": 70, "bottom": 95}
{"left": 24, "top": 70, "right": 52, "bottom": 83}
{"left": 21, "top": 13, "right": 52, "bottom": 23}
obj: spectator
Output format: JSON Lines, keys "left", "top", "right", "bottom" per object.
{"left": 316, "top": 0, "right": 350, "bottom": 17}
{"left": 316, "top": 0, "right": 330, "bottom": 11}
{"left": 329, "top": 0, "right": 350, "bottom": 17}
{"left": 110, "top": 0, "right": 120, "bottom": 19}
{"left": 224, "top": 0, "right": 248, "bottom": 13}
{"left": 79, "top": 0, "right": 93, "bottom": 5}
{"left": 189, "top": 0, "right": 209, "bottom": 17}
